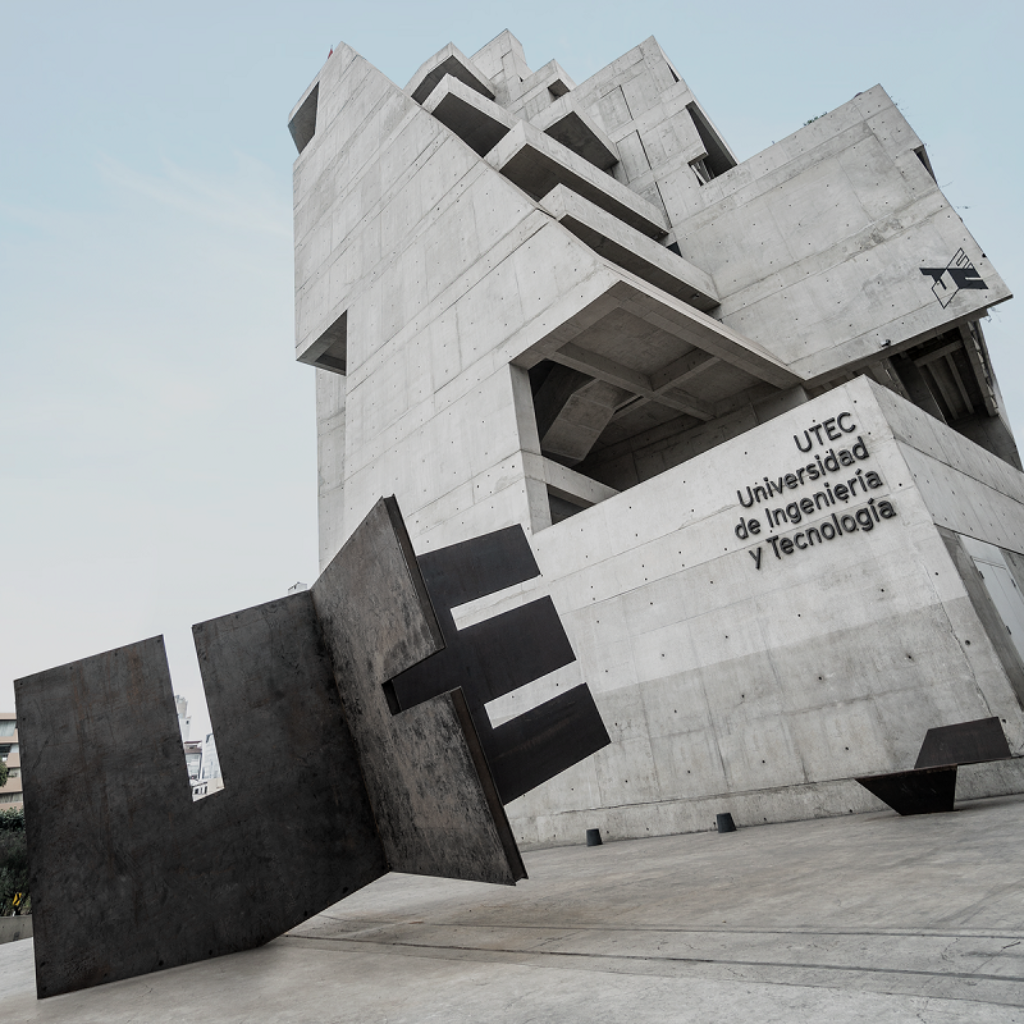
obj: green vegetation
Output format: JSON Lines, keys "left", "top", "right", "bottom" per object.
{"left": 0, "top": 807, "right": 29, "bottom": 916}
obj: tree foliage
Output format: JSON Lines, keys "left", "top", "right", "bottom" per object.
{"left": 0, "top": 807, "right": 29, "bottom": 915}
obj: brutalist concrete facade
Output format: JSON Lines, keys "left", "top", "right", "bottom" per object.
{"left": 288, "top": 30, "right": 1024, "bottom": 843}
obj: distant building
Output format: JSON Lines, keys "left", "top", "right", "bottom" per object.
{"left": 183, "top": 740, "right": 203, "bottom": 781}
{"left": 174, "top": 694, "right": 191, "bottom": 742}
{"left": 0, "top": 712, "right": 23, "bottom": 809}
{"left": 200, "top": 732, "right": 221, "bottom": 783}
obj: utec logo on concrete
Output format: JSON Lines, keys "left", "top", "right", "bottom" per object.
{"left": 733, "top": 412, "right": 897, "bottom": 569}
{"left": 920, "top": 249, "right": 988, "bottom": 308}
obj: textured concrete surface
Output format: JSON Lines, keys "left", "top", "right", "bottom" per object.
{"left": 293, "top": 31, "right": 1024, "bottom": 849}
{"left": 0, "top": 915, "right": 31, "bottom": 944}
{"left": 5, "top": 795, "right": 1024, "bottom": 1021}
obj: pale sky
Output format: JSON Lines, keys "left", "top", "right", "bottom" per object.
{"left": 2, "top": 1, "right": 1022, "bottom": 739}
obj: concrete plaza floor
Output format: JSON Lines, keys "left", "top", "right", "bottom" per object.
{"left": 5, "top": 792, "right": 1024, "bottom": 1022}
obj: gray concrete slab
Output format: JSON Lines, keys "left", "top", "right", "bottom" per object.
{"left": 6, "top": 794, "right": 1024, "bottom": 1020}
{"left": 487, "top": 120, "right": 670, "bottom": 238}
{"left": 539, "top": 183, "right": 719, "bottom": 310}
{"left": 423, "top": 75, "right": 517, "bottom": 156}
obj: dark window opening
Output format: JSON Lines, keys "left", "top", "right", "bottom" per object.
{"left": 289, "top": 83, "right": 320, "bottom": 155}
{"left": 915, "top": 145, "right": 937, "bottom": 182}
{"left": 548, "top": 489, "right": 589, "bottom": 524}
{"left": 686, "top": 103, "right": 735, "bottom": 180}
{"left": 690, "top": 157, "right": 713, "bottom": 186}
{"left": 311, "top": 311, "right": 348, "bottom": 375}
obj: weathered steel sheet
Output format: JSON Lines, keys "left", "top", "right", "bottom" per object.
{"left": 16, "top": 591, "right": 386, "bottom": 998}
{"left": 15, "top": 498, "right": 529, "bottom": 999}
{"left": 855, "top": 766, "right": 958, "bottom": 815}
{"left": 914, "top": 716, "right": 1013, "bottom": 769}
{"left": 389, "top": 524, "right": 611, "bottom": 804}
{"left": 312, "top": 498, "right": 525, "bottom": 884}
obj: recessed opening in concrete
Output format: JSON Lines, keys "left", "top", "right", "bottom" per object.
{"left": 526, "top": 353, "right": 787, "bottom": 497}
{"left": 289, "top": 83, "right": 319, "bottom": 155}
{"left": 548, "top": 487, "right": 589, "bottom": 524}
{"left": 311, "top": 311, "right": 348, "bottom": 375}
{"left": 686, "top": 102, "right": 735, "bottom": 179}
{"left": 915, "top": 145, "right": 937, "bottom": 182}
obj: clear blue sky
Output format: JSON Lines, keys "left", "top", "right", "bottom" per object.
{"left": 2, "top": 1, "right": 1022, "bottom": 738}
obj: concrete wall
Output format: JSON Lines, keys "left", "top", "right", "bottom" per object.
{"left": 0, "top": 915, "right": 31, "bottom": 944}
{"left": 291, "top": 31, "right": 1023, "bottom": 842}
{"left": 488, "top": 377, "right": 1024, "bottom": 843}
{"left": 563, "top": 42, "right": 1009, "bottom": 382}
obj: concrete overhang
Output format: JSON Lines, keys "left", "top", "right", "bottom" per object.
{"left": 487, "top": 121, "right": 669, "bottom": 239}
{"left": 515, "top": 264, "right": 799, "bottom": 423}
{"left": 519, "top": 59, "right": 577, "bottom": 101}
{"left": 423, "top": 76, "right": 517, "bottom": 156}
{"left": 530, "top": 96, "right": 619, "bottom": 171}
{"left": 406, "top": 43, "right": 496, "bottom": 105}
{"left": 539, "top": 185, "right": 718, "bottom": 312}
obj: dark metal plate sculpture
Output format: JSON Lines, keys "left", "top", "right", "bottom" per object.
{"left": 855, "top": 716, "right": 1013, "bottom": 816}
{"left": 914, "top": 716, "right": 1013, "bottom": 769}
{"left": 855, "top": 765, "right": 958, "bottom": 816}
{"left": 389, "top": 524, "right": 611, "bottom": 803}
{"left": 16, "top": 499, "right": 578, "bottom": 999}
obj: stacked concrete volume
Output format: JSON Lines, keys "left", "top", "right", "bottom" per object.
{"left": 289, "top": 30, "right": 1024, "bottom": 844}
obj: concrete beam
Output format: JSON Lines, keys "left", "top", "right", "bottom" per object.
{"left": 406, "top": 44, "right": 495, "bottom": 105}
{"left": 540, "top": 185, "right": 718, "bottom": 310}
{"left": 423, "top": 76, "right": 517, "bottom": 156}
{"left": 553, "top": 341, "right": 714, "bottom": 421}
{"left": 540, "top": 379, "right": 631, "bottom": 464}
{"left": 532, "top": 96, "right": 619, "bottom": 171}
{"left": 487, "top": 121, "right": 669, "bottom": 238}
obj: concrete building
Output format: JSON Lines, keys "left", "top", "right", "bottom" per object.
{"left": 0, "top": 712, "right": 23, "bottom": 810}
{"left": 174, "top": 694, "right": 191, "bottom": 742}
{"left": 287, "top": 30, "right": 1024, "bottom": 844}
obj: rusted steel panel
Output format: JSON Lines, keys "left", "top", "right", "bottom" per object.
{"left": 16, "top": 592, "right": 385, "bottom": 998}
{"left": 914, "top": 716, "right": 1012, "bottom": 769}
{"left": 15, "top": 498, "right": 530, "bottom": 999}
{"left": 855, "top": 766, "right": 958, "bottom": 815}
{"left": 312, "top": 498, "right": 525, "bottom": 885}
{"left": 390, "top": 524, "right": 610, "bottom": 804}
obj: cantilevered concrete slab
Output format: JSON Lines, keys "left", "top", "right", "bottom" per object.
{"left": 406, "top": 42, "right": 495, "bottom": 105}
{"left": 487, "top": 120, "right": 669, "bottom": 238}
{"left": 531, "top": 95, "right": 619, "bottom": 170}
{"left": 539, "top": 184, "right": 718, "bottom": 310}
{"left": 423, "top": 75, "right": 517, "bottom": 156}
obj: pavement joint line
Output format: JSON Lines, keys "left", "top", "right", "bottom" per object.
{"left": 297, "top": 919, "right": 1024, "bottom": 940}
{"left": 280, "top": 934, "right": 1024, "bottom": 984}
